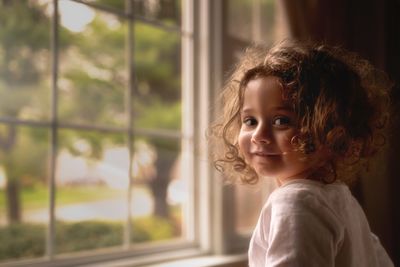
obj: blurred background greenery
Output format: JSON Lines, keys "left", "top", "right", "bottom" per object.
{"left": 0, "top": 0, "right": 184, "bottom": 262}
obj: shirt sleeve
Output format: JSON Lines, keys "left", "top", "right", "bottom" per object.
{"left": 261, "top": 189, "right": 343, "bottom": 267}
{"left": 370, "top": 233, "right": 395, "bottom": 267}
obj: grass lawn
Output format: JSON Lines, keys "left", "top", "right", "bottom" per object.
{"left": 0, "top": 185, "right": 124, "bottom": 214}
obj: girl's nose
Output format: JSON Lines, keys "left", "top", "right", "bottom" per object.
{"left": 251, "top": 124, "right": 272, "bottom": 144}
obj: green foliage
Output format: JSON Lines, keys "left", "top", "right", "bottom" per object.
{"left": 90, "top": 0, "right": 125, "bottom": 11}
{"left": 0, "top": 1, "right": 50, "bottom": 119}
{"left": 0, "top": 126, "right": 48, "bottom": 184}
{"left": 0, "top": 1, "right": 50, "bottom": 51}
{"left": 0, "top": 0, "right": 181, "bottom": 240}
{"left": 0, "top": 223, "right": 46, "bottom": 260}
{"left": 55, "top": 221, "right": 122, "bottom": 252}
{"left": 0, "top": 217, "right": 178, "bottom": 261}
{"left": 0, "top": 185, "right": 123, "bottom": 215}
{"left": 135, "top": 100, "right": 181, "bottom": 130}
{"left": 131, "top": 216, "right": 176, "bottom": 242}
{"left": 135, "top": 22, "right": 180, "bottom": 102}
{"left": 60, "top": 69, "right": 125, "bottom": 127}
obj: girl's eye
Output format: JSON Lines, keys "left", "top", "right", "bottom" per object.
{"left": 243, "top": 117, "right": 257, "bottom": 126}
{"left": 273, "top": 116, "right": 291, "bottom": 126}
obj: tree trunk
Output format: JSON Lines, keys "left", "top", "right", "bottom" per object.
{"left": 149, "top": 146, "right": 176, "bottom": 219}
{"left": 5, "top": 179, "right": 21, "bottom": 223}
{"left": 0, "top": 125, "right": 20, "bottom": 224}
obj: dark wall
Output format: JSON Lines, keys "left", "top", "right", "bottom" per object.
{"left": 284, "top": 0, "right": 400, "bottom": 264}
{"left": 385, "top": 0, "right": 400, "bottom": 265}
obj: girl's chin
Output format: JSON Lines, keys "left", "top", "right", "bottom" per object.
{"left": 255, "top": 169, "right": 313, "bottom": 182}
{"left": 254, "top": 169, "right": 280, "bottom": 179}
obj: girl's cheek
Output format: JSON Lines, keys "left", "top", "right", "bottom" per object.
{"left": 278, "top": 130, "right": 297, "bottom": 150}
{"left": 238, "top": 131, "right": 251, "bottom": 154}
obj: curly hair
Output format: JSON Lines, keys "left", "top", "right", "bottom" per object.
{"left": 208, "top": 40, "right": 392, "bottom": 185}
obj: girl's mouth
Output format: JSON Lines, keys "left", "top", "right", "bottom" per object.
{"left": 253, "top": 151, "right": 281, "bottom": 157}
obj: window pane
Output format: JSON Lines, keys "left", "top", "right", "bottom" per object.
{"left": 133, "top": 0, "right": 181, "bottom": 27}
{"left": 58, "top": 1, "right": 128, "bottom": 127}
{"left": 227, "top": 0, "right": 277, "bottom": 44}
{"left": 131, "top": 137, "right": 187, "bottom": 243}
{"left": 0, "top": 125, "right": 50, "bottom": 262}
{"left": 0, "top": 0, "right": 52, "bottom": 121}
{"left": 55, "top": 129, "right": 128, "bottom": 254}
{"left": 227, "top": 0, "right": 253, "bottom": 42}
{"left": 134, "top": 22, "right": 181, "bottom": 131}
{"left": 82, "top": 0, "right": 182, "bottom": 27}
{"left": 80, "top": 0, "right": 125, "bottom": 13}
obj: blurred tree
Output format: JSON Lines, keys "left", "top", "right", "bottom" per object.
{"left": 0, "top": 0, "right": 181, "bottom": 223}
{"left": 134, "top": 22, "right": 181, "bottom": 218}
{"left": 0, "top": 0, "right": 53, "bottom": 223}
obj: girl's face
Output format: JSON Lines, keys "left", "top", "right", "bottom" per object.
{"left": 238, "top": 76, "right": 318, "bottom": 184}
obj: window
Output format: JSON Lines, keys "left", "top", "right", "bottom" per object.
{"left": 0, "top": 0, "right": 285, "bottom": 266}
{"left": 0, "top": 0, "right": 198, "bottom": 266}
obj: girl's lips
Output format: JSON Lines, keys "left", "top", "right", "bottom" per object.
{"left": 253, "top": 151, "right": 281, "bottom": 156}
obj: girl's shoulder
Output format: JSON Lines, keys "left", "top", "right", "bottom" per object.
{"left": 271, "top": 178, "right": 348, "bottom": 198}
{"left": 257, "top": 178, "right": 346, "bottom": 247}
{"left": 264, "top": 178, "right": 350, "bottom": 217}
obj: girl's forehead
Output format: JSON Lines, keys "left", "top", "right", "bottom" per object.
{"left": 242, "top": 76, "right": 293, "bottom": 109}
{"left": 244, "top": 76, "right": 286, "bottom": 99}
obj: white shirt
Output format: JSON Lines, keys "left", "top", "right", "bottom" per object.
{"left": 248, "top": 179, "right": 394, "bottom": 267}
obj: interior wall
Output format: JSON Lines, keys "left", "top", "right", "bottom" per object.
{"left": 281, "top": 0, "right": 399, "bottom": 264}
{"left": 385, "top": 0, "right": 400, "bottom": 265}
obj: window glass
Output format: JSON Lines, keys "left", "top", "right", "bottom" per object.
{"left": 58, "top": 0, "right": 128, "bottom": 127}
{"left": 227, "top": 0, "right": 253, "bottom": 42}
{"left": 132, "top": 0, "right": 181, "bottom": 26}
{"left": 134, "top": 22, "right": 181, "bottom": 131}
{"left": 0, "top": 0, "right": 52, "bottom": 121}
{"left": 227, "top": 0, "right": 277, "bottom": 44}
{"left": 130, "top": 137, "right": 186, "bottom": 243}
{"left": 81, "top": 0, "right": 181, "bottom": 27}
{"left": 0, "top": 125, "right": 50, "bottom": 262}
{"left": 55, "top": 129, "right": 127, "bottom": 254}
{"left": 80, "top": 0, "right": 125, "bottom": 13}
{"left": 0, "top": 0, "right": 190, "bottom": 264}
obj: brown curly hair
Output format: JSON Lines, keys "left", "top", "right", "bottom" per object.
{"left": 209, "top": 40, "right": 392, "bottom": 185}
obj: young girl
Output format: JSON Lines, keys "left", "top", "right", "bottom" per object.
{"left": 210, "top": 40, "right": 394, "bottom": 266}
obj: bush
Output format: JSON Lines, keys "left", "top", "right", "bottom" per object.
{"left": 0, "top": 223, "right": 45, "bottom": 260}
{"left": 55, "top": 220, "right": 123, "bottom": 253}
{"left": 131, "top": 216, "right": 177, "bottom": 243}
{"left": 0, "top": 216, "right": 178, "bottom": 261}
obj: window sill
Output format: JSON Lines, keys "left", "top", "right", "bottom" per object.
{"left": 143, "top": 253, "right": 248, "bottom": 267}
{"left": 79, "top": 252, "right": 248, "bottom": 267}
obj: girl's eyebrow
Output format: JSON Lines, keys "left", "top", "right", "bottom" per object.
{"left": 241, "top": 107, "right": 253, "bottom": 113}
{"left": 241, "top": 106, "right": 293, "bottom": 113}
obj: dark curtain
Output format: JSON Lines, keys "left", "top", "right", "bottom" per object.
{"left": 280, "top": 0, "right": 400, "bottom": 264}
